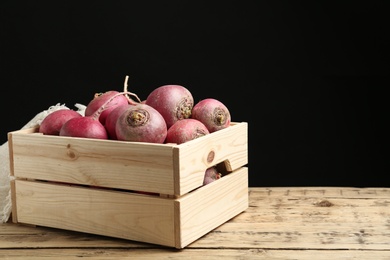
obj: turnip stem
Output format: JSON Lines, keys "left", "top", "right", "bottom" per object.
{"left": 92, "top": 91, "right": 138, "bottom": 120}
{"left": 124, "top": 75, "right": 142, "bottom": 104}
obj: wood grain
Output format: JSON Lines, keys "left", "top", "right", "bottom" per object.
{"left": 9, "top": 122, "right": 248, "bottom": 196}
{"left": 1, "top": 187, "right": 390, "bottom": 259}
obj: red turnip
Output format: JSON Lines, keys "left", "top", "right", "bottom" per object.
{"left": 84, "top": 90, "right": 130, "bottom": 125}
{"left": 145, "top": 84, "right": 194, "bottom": 128}
{"left": 84, "top": 75, "right": 141, "bottom": 125}
{"left": 165, "top": 118, "right": 209, "bottom": 144}
{"left": 115, "top": 103, "right": 167, "bottom": 143}
{"left": 203, "top": 166, "right": 222, "bottom": 185}
{"left": 39, "top": 109, "right": 82, "bottom": 135}
{"left": 59, "top": 116, "right": 109, "bottom": 139}
{"left": 60, "top": 92, "right": 134, "bottom": 139}
{"left": 104, "top": 104, "right": 131, "bottom": 140}
{"left": 191, "top": 98, "right": 231, "bottom": 133}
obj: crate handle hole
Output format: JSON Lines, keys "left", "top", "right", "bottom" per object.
{"left": 215, "top": 160, "right": 232, "bottom": 176}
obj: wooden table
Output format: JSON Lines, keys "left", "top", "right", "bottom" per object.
{"left": 1, "top": 187, "right": 390, "bottom": 259}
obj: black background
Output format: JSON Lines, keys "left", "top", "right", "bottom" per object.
{"left": 1, "top": 1, "right": 388, "bottom": 187}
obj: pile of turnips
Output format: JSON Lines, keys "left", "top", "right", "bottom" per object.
{"left": 38, "top": 75, "right": 231, "bottom": 185}
{"left": 39, "top": 76, "right": 231, "bottom": 144}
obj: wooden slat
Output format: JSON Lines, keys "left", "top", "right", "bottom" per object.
{"left": 10, "top": 168, "right": 248, "bottom": 249}
{"left": 13, "top": 180, "right": 177, "bottom": 247}
{"left": 177, "top": 122, "right": 248, "bottom": 195}
{"left": 177, "top": 167, "right": 248, "bottom": 247}
{"left": 10, "top": 132, "right": 176, "bottom": 194}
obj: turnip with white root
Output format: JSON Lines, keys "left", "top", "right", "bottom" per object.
{"left": 145, "top": 84, "right": 194, "bottom": 129}
{"left": 59, "top": 91, "right": 139, "bottom": 139}
{"left": 191, "top": 98, "right": 231, "bottom": 133}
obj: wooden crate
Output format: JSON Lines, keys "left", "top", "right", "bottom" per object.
{"left": 8, "top": 122, "right": 248, "bottom": 248}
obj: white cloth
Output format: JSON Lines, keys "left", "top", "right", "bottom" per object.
{"left": 0, "top": 103, "right": 85, "bottom": 223}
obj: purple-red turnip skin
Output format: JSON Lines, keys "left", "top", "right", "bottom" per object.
{"left": 39, "top": 109, "right": 82, "bottom": 135}
{"left": 104, "top": 104, "right": 131, "bottom": 140}
{"left": 145, "top": 85, "right": 194, "bottom": 129}
{"left": 165, "top": 118, "right": 209, "bottom": 144}
{"left": 85, "top": 90, "right": 129, "bottom": 125}
{"left": 115, "top": 103, "right": 167, "bottom": 143}
{"left": 203, "top": 166, "right": 222, "bottom": 185}
{"left": 191, "top": 98, "right": 231, "bottom": 133}
{"left": 59, "top": 116, "right": 108, "bottom": 139}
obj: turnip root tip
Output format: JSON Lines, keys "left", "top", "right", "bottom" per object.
{"left": 191, "top": 98, "right": 231, "bottom": 133}
{"left": 115, "top": 103, "right": 168, "bottom": 143}
{"left": 165, "top": 118, "right": 209, "bottom": 144}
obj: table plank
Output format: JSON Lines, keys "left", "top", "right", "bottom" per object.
{"left": 1, "top": 249, "right": 390, "bottom": 260}
{"left": 1, "top": 187, "right": 389, "bottom": 259}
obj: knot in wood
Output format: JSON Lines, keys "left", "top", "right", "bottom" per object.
{"left": 207, "top": 150, "right": 215, "bottom": 163}
{"left": 315, "top": 200, "right": 333, "bottom": 207}
{"left": 66, "top": 144, "right": 77, "bottom": 159}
